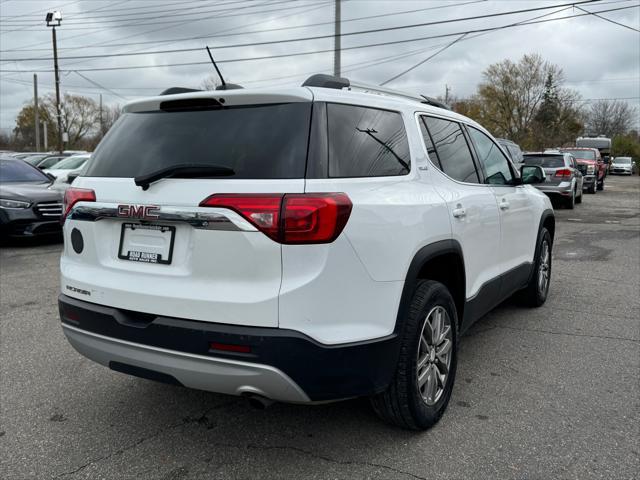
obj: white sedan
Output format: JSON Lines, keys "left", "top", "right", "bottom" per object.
{"left": 44, "top": 154, "right": 91, "bottom": 189}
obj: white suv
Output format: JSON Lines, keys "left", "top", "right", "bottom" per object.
{"left": 58, "top": 74, "right": 554, "bottom": 430}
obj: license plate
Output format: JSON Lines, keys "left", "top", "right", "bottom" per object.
{"left": 118, "top": 223, "right": 175, "bottom": 265}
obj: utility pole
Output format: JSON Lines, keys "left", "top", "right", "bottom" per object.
{"left": 333, "top": 0, "right": 341, "bottom": 77}
{"left": 42, "top": 122, "right": 48, "bottom": 151}
{"left": 46, "top": 11, "right": 63, "bottom": 154}
{"left": 33, "top": 74, "right": 40, "bottom": 152}
{"left": 445, "top": 84, "right": 451, "bottom": 104}
{"left": 99, "top": 93, "right": 103, "bottom": 134}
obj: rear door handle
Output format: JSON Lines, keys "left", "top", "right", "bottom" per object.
{"left": 452, "top": 206, "right": 466, "bottom": 218}
{"left": 499, "top": 200, "right": 510, "bottom": 210}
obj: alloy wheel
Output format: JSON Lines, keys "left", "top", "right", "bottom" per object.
{"left": 416, "top": 306, "right": 453, "bottom": 406}
{"left": 537, "top": 239, "right": 551, "bottom": 296}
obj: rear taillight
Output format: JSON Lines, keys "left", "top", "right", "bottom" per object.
{"left": 200, "top": 194, "right": 283, "bottom": 241}
{"left": 62, "top": 187, "right": 96, "bottom": 222}
{"left": 554, "top": 168, "right": 572, "bottom": 178}
{"left": 200, "top": 193, "right": 352, "bottom": 244}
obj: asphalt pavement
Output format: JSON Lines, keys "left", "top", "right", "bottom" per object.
{"left": 1, "top": 175, "right": 639, "bottom": 480}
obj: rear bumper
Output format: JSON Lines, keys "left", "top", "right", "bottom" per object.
{"left": 58, "top": 294, "right": 399, "bottom": 402}
{"left": 535, "top": 182, "right": 573, "bottom": 196}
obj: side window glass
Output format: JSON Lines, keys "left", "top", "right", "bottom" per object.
{"left": 423, "top": 116, "right": 480, "bottom": 184}
{"left": 327, "top": 104, "right": 410, "bottom": 178}
{"left": 467, "top": 127, "right": 514, "bottom": 185}
{"left": 418, "top": 117, "right": 441, "bottom": 169}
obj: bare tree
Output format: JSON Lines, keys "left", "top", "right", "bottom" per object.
{"left": 477, "top": 54, "right": 564, "bottom": 146}
{"left": 200, "top": 74, "right": 220, "bottom": 91}
{"left": 585, "top": 100, "right": 638, "bottom": 137}
{"left": 99, "top": 104, "right": 122, "bottom": 136}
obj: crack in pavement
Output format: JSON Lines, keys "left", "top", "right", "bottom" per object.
{"left": 52, "top": 400, "right": 237, "bottom": 479}
{"left": 488, "top": 324, "right": 639, "bottom": 343}
{"left": 203, "top": 443, "right": 427, "bottom": 480}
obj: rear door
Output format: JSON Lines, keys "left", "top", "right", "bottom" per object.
{"left": 62, "top": 93, "right": 313, "bottom": 327}
{"left": 465, "top": 126, "right": 538, "bottom": 286}
{"left": 419, "top": 115, "right": 502, "bottom": 307}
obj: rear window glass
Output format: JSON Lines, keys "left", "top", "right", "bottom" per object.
{"left": 523, "top": 155, "right": 564, "bottom": 168}
{"left": 85, "top": 103, "right": 312, "bottom": 179}
{"left": 563, "top": 149, "right": 595, "bottom": 160}
{"left": 327, "top": 104, "right": 410, "bottom": 177}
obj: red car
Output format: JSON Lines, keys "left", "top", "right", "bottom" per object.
{"left": 561, "top": 148, "right": 605, "bottom": 194}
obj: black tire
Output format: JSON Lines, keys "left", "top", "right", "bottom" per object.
{"left": 565, "top": 189, "right": 575, "bottom": 209}
{"left": 371, "top": 280, "right": 458, "bottom": 430}
{"left": 519, "top": 227, "right": 552, "bottom": 307}
{"left": 588, "top": 181, "right": 597, "bottom": 194}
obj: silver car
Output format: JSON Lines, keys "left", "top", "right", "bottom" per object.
{"left": 523, "top": 152, "right": 583, "bottom": 209}
{"left": 610, "top": 156, "right": 633, "bottom": 175}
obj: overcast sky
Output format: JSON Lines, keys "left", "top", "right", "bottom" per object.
{"left": 1, "top": 0, "right": 638, "bottom": 135}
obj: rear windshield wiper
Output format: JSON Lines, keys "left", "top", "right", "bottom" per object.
{"left": 134, "top": 164, "right": 235, "bottom": 190}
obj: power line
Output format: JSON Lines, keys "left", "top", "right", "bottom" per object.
{"left": 380, "top": 3, "right": 578, "bottom": 86}
{"left": 381, "top": 34, "right": 469, "bottom": 86}
{"left": 0, "top": 0, "right": 298, "bottom": 33}
{"left": 1, "top": 4, "right": 636, "bottom": 73}
{"left": 72, "top": 71, "right": 128, "bottom": 101}
{"left": 575, "top": 4, "right": 640, "bottom": 31}
{"left": 0, "top": 0, "right": 606, "bottom": 62}
{"left": 0, "top": 0, "right": 248, "bottom": 22}
{"left": 0, "top": 0, "right": 485, "bottom": 53}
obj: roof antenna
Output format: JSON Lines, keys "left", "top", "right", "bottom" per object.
{"left": 206, "top": 46, "right": 226, "bottom": 89}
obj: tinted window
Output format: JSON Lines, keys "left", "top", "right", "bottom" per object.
{"left": 23, "top": 154, "right": 49, "bottom": 166}
{"left": 563, "top": 149, "right": 595, "bottom": 160}
{"left": 0, "top": 159, "right": 49, "bottom": 183}
{"left": 523, "top": 155, "right": 564, "bottom": 168}
{"left": 38, "top": 157, "right": 63, "bottom": 169}
{"left": 327, "top": 104, "right": 410, "bottom": 177}
{"left": 418, "top": 117, "right": 441, "bottom": 168}
{"left": 51, "top": 155, "right": 89, "bottom": 170}
{"left": 467, "top": 127, "right": 513, "bottom": 185}
{"left": 86, "top": 103, "right": 312, "bottom": 179}
{"left": 423, "top": 117, "right": 479, "bottom": 183}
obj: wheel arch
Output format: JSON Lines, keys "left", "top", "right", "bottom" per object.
{"left": 395, "top": 240, "right": 466, "bottom": 333}
{"left": 539, "top": 209, "right": 555, "bottom": 246}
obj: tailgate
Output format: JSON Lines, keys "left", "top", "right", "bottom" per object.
{"left": 62, "top": 178, "right": 305, "bottom": 327}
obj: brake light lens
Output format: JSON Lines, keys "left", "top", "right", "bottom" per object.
{"left": 554, "top": 168, "right": 572, "bottom": 178}
{"left": 200, "top": 194, "right": 283, "bottom": 241}
{"left": 62, "top": 187, "right": 96, "bottom": 222}
{"left": 200, "top": 193, "right": 352, "bottom": 244}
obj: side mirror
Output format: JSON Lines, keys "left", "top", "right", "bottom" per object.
{"left": 520, "top": 165, "right": 546, "bottom": 184}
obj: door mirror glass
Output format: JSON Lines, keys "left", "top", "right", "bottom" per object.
{"left": 521, "top": 165, "right": 546, "bottom": 184}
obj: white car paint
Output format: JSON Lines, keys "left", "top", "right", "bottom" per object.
{"left": 61, "top": 86, "right": 552, "bottom": 347}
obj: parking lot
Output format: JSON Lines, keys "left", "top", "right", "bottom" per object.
{"left": 0, "top": 175, "right": 638, "bottom": 480}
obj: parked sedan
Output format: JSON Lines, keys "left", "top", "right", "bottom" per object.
{"left": 23, "top": 153, "right": 55, "bottom": 166}
{"left": 34, "top": 155, "right": 67, "bottom": 170}
{"left": 523, "top": 152, "right": 583, "bottom": 209}
{"left": 610, "top": 157, "right": 633, "bottom": 175}
{"left": 0, "top": 157, "right": 63, "bottom": 237}
{"left": 44, "top": 154, "right": 90, "bottom": 183}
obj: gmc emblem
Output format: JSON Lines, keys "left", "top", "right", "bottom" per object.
{"left": 117, "top": 204, "right": 160, "bottom": 220}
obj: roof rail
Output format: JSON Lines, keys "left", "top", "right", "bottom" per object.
{"left": 301, "top": 74, "right": 451, "bottom": 110}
